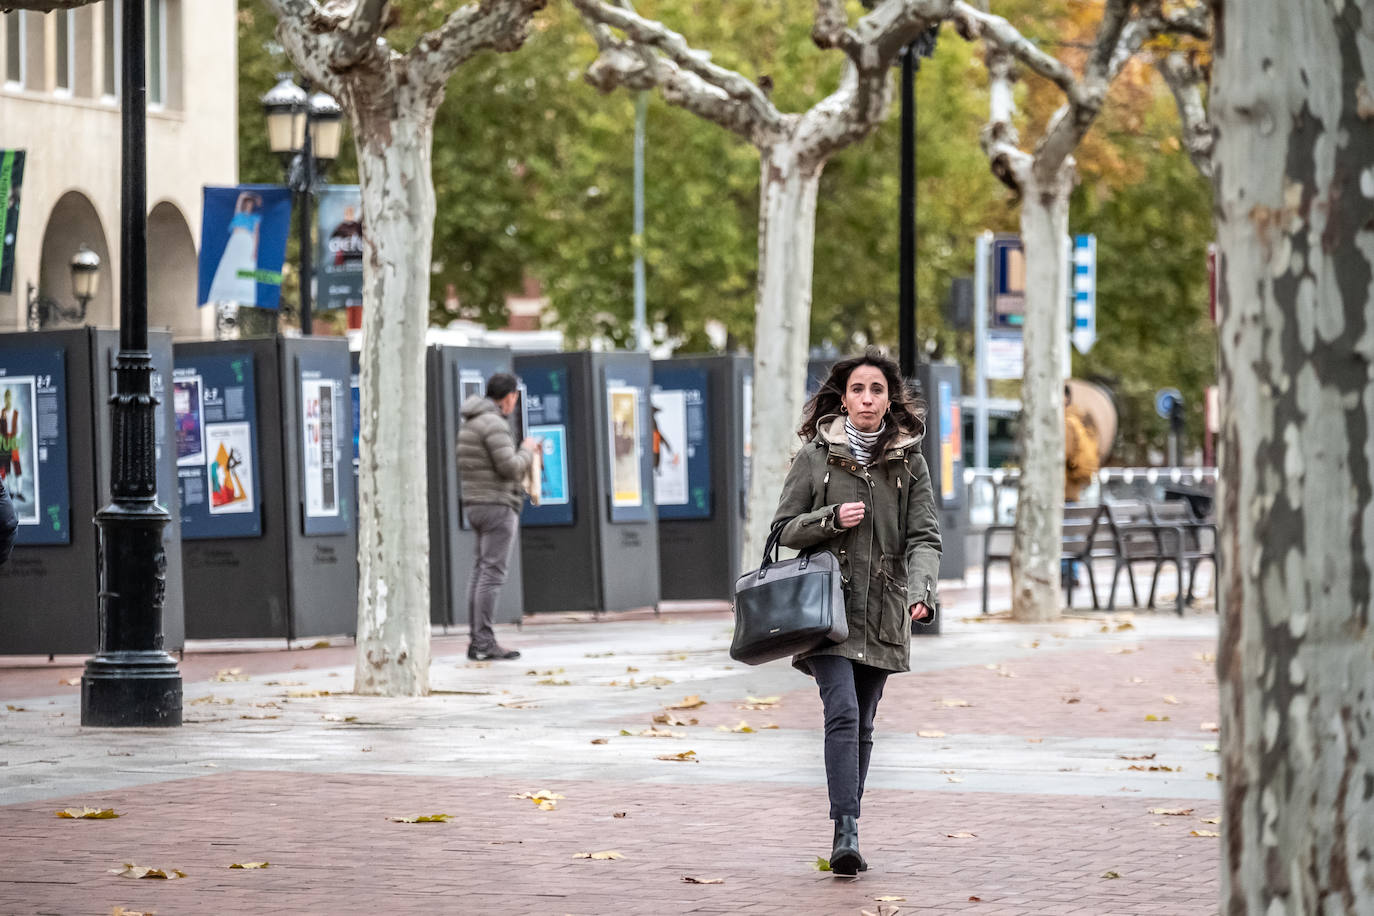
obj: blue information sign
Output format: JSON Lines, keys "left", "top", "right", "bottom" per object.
{"left": 0, "top": 347, "right": 71, "bottom": 545}
{"left": 174, "top": 352, "right": 262, "bottom": 539}
{"left": 521, "top": 365, "right": 575, "bottom": 527}
{"left": 651, "top": 368, "right": 712, "bottom": 521}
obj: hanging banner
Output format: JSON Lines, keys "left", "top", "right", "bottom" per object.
{"left": 0, "top": 150, "right": 25, "bottom": 295}
{"left": 0, "top": 347, "right": 71, "bottom": 545}
{"left": 315, "top": 185, "right": 364, "bottom": 310}
{"left": 197, "top": 185, "right": 293, "bottom": 311}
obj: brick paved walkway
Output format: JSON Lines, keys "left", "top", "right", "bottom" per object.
{"left": 2, "top": 772, "right": 1219, "bottom": 915}
{"left": 1, "top": 593, "right": 1223, "bottom": 915}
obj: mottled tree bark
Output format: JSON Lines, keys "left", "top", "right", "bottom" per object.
{"left": 1211, "top": 1, "right": 1374, "bottom": 911}
{"left": 265, "top": 0, "right": 545, "bottom": 697}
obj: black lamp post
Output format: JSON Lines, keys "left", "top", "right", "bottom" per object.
{"left": 81, "top": 0, "right": 182, "bottom": 727}
{"left": 262, "top": 76, "right": 343, "bottom": 336}
{"left": 898, "top": 26, "right": 940, "bottom": 380}
{"left": 25, "top": 245, "right": 101, "bottom": 330}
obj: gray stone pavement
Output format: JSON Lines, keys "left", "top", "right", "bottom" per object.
{"left": 0, "top": 564, "right": 1224, "bottom": 914}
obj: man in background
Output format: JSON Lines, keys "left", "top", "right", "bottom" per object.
{"left": 457, "top": 373, "right": 539, "bottom": 661}
{"left": 0, "top": 477, "right": 16, "bottom": 566}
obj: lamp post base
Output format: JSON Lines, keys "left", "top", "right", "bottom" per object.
{"left": 81, "top": 651, "right": 182, "bottom": 727}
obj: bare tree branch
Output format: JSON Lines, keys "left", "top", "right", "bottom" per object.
{"left": 811, "top": 0, "right": 850, "bottom": 52}
{"left": 980, "top": 37, "right": 1032, "bottom": 194}
{"left": 1085, "top": 0, "right": 1131, "bottom": 81}
{"left": 1158, "top": 50, "right": 1214, "bottom": 177}
{"left": 0, "top": 1, "right": 97, "bottom": 10}
{"left": 951, "top": 2, "right": 1078, "bottom": 100}
{"left": 571, "top": 0, "right": 787, "bottom": 145}
{"left": 410, "top": 0, "right": 547, "bottom": 94}
{"left": 332, "top": 0, "right": 390, "bottom": 69}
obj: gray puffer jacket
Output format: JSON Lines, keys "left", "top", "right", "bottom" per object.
{"left": 457, "top": 396, "right": 532, "bottom": 512}
{"left": 0, "top": 477, "right": 15, "bottom": 566}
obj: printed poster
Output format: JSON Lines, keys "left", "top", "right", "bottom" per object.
{"left": 197, "top": 185, "right": 293, "bottom": 310}
{"left": 173, "top": 375, "right": 205, "bottom": 467}
{"left": 607, "top": 385, "right": 642, "bottom": 508}
{"left": 531, "top": 424, "right": 568, "bottom": 506}
{"left": 315, "top": 185, "right": 364, "bottom": 310}
{"left": 302, "top": 377, "right": 340, "bottom": 518}
{"left": 206, "top": 422, "right": 254, "bottom": 515}
{"left": 650, "top": 389, "right": 688, "bottom": 506}
{"left": 0, "top": 376, "right": 39, "bottom": 524}
{"left": 459, "top": 369, "right": 485, "bottom": 407}
{"left": 0, "top": 149, "right": 25, "bottom": 295}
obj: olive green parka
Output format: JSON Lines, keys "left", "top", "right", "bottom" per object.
{"left": 772, "top": 415, "right": 942, "bottom": 674}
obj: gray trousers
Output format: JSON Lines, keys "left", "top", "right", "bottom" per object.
{"left": 805, "top": 655, "right": 890, "bottom": 820}
{"left": 466, "top": 503, "right": 519, "bottom": 651}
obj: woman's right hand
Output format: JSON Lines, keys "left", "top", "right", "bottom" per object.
{"left": 835, "top": 501, "right": 866, "bottom": 529}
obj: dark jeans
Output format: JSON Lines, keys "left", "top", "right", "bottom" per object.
{"left": 806, "top": 654, "right": 889, "bottom": 820}
{"left": 466, "top": 503, "right": 518, "bottom": 651}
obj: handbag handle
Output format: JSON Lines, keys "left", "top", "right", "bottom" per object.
{"left": 760, "top": 518, "right": 791, "bottom": 569}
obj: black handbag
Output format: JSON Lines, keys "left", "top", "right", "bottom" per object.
{"left": 729, "top": 519, "right": 848, "bottom": 665}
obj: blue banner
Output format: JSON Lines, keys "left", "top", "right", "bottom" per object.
{"left": 197, "top": 185, "right": 293, "bottom": 311}
{"left": 316, "top": 186, "right": 364, "bottom": 310}
{"left": 0, "top": 346, "right": 71, "bottom": 546}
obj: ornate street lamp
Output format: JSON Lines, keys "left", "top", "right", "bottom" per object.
{"left": 81, "top": 0, "right": 182, "bottom": 727}
{"left": 261, "top": 76, "right": 343, "bottom": 335}
{"left": 25, "top": 244, "right": 102, "bottom": 330}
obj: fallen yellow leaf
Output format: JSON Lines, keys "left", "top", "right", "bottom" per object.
{"left": 1195, "top": 652, "right": 1216, "bottom": 663}
{"left": 1201, "top": 721, "right": 1220, "bottom": 732}
{"left": 56, "top": 807, "right": 119, "bottom": 819}
{"left": 1200, "top": 816, "right": 1221, "bottom": 824}
{"left": 656, "top": 750, "right": 698, "bottom": 762}
{"left": 1148, "top": 807, "right": 1194, "bottom": 816}
{"left": 917, "top": 730, "right": 947, "bottom": 738}
{"left": 1144, "top": 714, "right": 1171, "bottom": 722}
{"left": 212, "top": 668, "right": 249, "bottom": 683}
{"left": 1102, "top": 870, "right": 1121, "bottom": 879}
{"left": 388, "top": 814, "right": 453, "bottom": 823}
{"left": 667, "top": 695, "right": 706, "bottom": 710}
{"left": 228, "top": 861, "right": 269, "bottom": 869}
{"left": 939, "top": 698, "right": 971, "bottom": 707}
{"left": 498, "top": 700, "right": 539, "bottom": 709}
{"left": 537, "top": 678, "right": 571, "bottom": 686}
{"left": 681, "top": 876, "right": 724, "bottom": 884}
{"left": 573, "top": 850, "right": 624, "bottom": 860}
{"left": 1118, "top": 753, "right": 1157, "bottom": 761}
{"left": 1126, "top": 764, "right": 1178, "bottom": 772}
{"left": 621, "top": 727, "right": 686, "bottom": 738}
{"left": 590, "top": 738, "right": 609, "bottom": 745}
{"left": 510, "top": 790, "right": 565, "bottom": 811}
{"left": 946, "top": 832, "right": 977, "bottom": 839}
{"left": 874, "top": 897, "right": 906, "bottom": 903}
{"left": 285, "top": 690, "right": 330, "bottom": 698}
{"left": 59, "top": 677, "right": 81, "bottom": 686}
{"left": 1162, "top": 695, "right": 1180, "bottom": 705}
{"left": 814, "top": 856, "right": 832, "bottom": 872}
{"left": 653, "top": 713, "right": 698, "bottom": 726}
{"left": 737, "top": 695, "right": 781, "bottom": 709}
{"left": 1207, "top": 772, "right": 1223, "bottom": 781}
{"left": 109, "top": 864, "right": 186, "bottom": 880}
{"left": 716, "top": 721, "right": 754, "bottom": 734}
{"left": 1190, "top": 830, "right": 1220, "bottom": 838}
{"left": 110, "top": 907, "right": 155, "bottom": 916}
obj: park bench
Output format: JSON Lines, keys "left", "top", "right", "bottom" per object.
{"left": 1147, "top": 499, "right": 1217, "bottom": 608}
{"left": 981, "top": 505, "right": 1110, "bottom": 615}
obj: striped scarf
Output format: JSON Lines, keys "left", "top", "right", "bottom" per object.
{"left": 844, "top": 417, "right": 885, "bottom": 466}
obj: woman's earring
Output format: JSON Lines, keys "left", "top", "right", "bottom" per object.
{"left": 841, "top": 405, "right": 848, "bottom": 414}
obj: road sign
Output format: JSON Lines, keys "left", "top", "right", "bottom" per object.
{"left": 1155, "top": 387, "right": 1182, "bottom": 419}
{"left": 987, "top": 332, "right": 1024, "bottom": 380}
{"left": 991, "top": 234, "right": 1025, "bottom": 328}
{"left": 1071, "top": 234, "right": 1096, "bottom": 354}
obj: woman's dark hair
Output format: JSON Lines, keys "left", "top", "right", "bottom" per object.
{"left": 798, "top": 348, "right": 925, "bottom": 457}
{"left": 486, "top": 372, "right": 519, "bottom": 400}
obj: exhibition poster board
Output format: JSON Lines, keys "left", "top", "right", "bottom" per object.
{"left": 0, "top": 347, "right": 71, "bottom": 545}
{"left": 175, "top": 352, "right": 262, "bottom": 539}
{"left": 604, "top": 368, "right": 652, "bottom": 524}
{"left": 650, "top": 367, "right": 712, "bottom": 520}
{"left": 520, "top": 364, "right": 574, "bottom": 527}
{"left": 297, "top": 353, "right": 351, "bottom": 537}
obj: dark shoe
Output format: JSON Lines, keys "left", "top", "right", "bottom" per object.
{"left": 830, "top": 815, "right": 864, "bottom": 877}
{"left": 467, "top": 645, "right": 521, "bottom": 661}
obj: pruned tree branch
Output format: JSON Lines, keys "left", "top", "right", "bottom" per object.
{"left": 332, "top": 0, "right": 390, "bottom": 69}
{"left": 0, "top": 0, "right": 96, "bottom": 10}
{"left": 572, "top": 0, "right": 788, "bottom": 145}
{"left": 980, "top": 38, "right": 1031, "bottom": 193}
{"left": 1158, "top": 50, "right": 1214, "bottom": 177}
{"left": 410, "top": 0, "right": 547, "bottom": 92}
{"left": 951, "top": 2, "right": 1077, "bottom": 100}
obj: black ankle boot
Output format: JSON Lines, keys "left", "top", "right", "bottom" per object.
{"left": 830, "top": 815, "right": 865, "bottom": 876}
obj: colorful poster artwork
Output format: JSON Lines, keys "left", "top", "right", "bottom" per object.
{"left": 607, "top": 386, "right": 642, "bottom": 508}
{"left": 459, "top": 370, "right": 484, "bottom": 408}
{"left": 530, "top": 424, "right": 568, "bottom": 506}
{"left": 0, "top": 376, "right": 39, "bottom": 524}
{"left": 173, "top": 375, "right": 205, "bottom": 467}
{"left": 939, "top": 380, "right": 956, "bottom": 503}
{"left": 302, "top": 377, "right": 339, "bottom": 518}
{"left": 206, "top": 422, "right": 254, "bottom": 514}
{"left": 650, "top": 389, "right": 688, "bottom": 506}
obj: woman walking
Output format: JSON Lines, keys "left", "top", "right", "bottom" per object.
{"left": 772, "top": 349, "right": 941, "bottom": 876}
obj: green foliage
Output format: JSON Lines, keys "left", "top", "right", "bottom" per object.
{"left": 1070, "top": 98, "right": 1216, "bottom": 465}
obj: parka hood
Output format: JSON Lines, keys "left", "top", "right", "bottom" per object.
{"left": 817, "top": 414, "right": 924, "bottom": 452}
{"left": 460, "top": 395, "right": 502, "bottom": 421}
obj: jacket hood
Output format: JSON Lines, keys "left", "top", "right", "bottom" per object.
{"left": 460, "top": 395, "right": 502, "bottom": 421}
{"left": 817, "top": 414, "right": 923, "bottom": 451}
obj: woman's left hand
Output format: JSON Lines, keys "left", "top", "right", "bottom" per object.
{"left": 910, "top": 602, "right": 932, "bottom": 621}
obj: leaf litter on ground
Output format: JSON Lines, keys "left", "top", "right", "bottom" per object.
{"left": 716, "top": 720, "right": 755, "bottom": 733}
{"left": 57, "top": 807, "right": 119, "bottom": 819}
{"left": 109, "top": 864, "right": 186, "bottom": 879}
{"left": 228, "top": 861, "right": 269, "bottom": 869}
{"left": 511, "top": 790, "right": 564, "bottom": 811}
{"left": 621, "top": 728, "right": 686, "bottom": 738}
{"left": 388, "top": 814, "right": 452, "bottom": 823}
{"left": 666, "top": 695, "right": 707, "bottom": 710}
{"left": 656, "top": 750, "right": 698, "bottom": 762}
{"left": 654, "top": 712, "right": 698, "bottom": 726}
{"left": 212, "top": 668, "right": 249, "bottom": 683}
{"left": 681, "top": 876, "right": 724, "bottom": 884}
{"left": 573, "top": 850, "right": 623, "bottom": 860}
